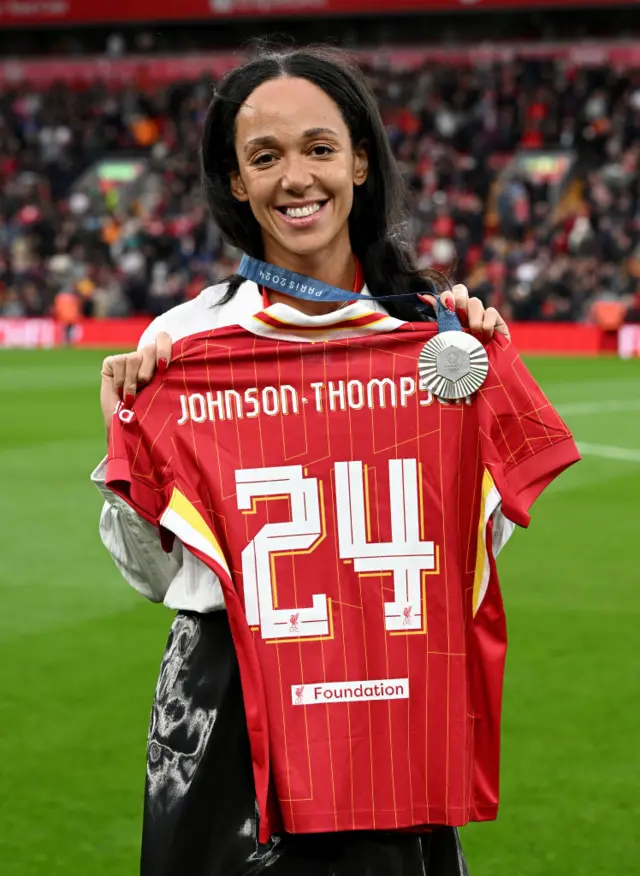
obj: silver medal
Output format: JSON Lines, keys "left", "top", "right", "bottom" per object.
{"left": 418, "top": 331, "right": 489, "bottom": 400}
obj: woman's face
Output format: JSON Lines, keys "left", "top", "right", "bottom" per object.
{"left": 230, "top": 76, "right": 368, "bottom": 267}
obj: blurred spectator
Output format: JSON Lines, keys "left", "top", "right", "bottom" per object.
{"left": 53, "top": 287, "right": 82, "bottom": 344}
{"left": 0, "top": 54, "right": 639, "bottom": 323}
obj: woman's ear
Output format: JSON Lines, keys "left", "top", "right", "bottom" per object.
{"left": 353, "top": 142, "right": 369, "bottom": 187}
{"left": 229, "top": 170, "right": 250, "bottom": 202}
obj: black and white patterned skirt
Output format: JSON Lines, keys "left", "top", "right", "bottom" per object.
{"left": 141, "top": 611, "right": 471, "bottom": 876}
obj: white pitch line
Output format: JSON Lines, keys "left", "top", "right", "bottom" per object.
{"left": 577, "top": 442, "right": 640, "bottom": 463}
{"left": 557, "top": 400, "right": 640, "bottom": 416}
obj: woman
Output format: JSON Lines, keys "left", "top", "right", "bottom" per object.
{"left": 94, "top": 46, "right": 510, "bottom": 876}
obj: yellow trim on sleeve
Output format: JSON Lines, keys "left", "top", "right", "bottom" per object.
{"left": 472, "top": 469, "right": 496, "bottom": 616}
{"left": 167, "top": 487, "right": 230, "bottom": 576}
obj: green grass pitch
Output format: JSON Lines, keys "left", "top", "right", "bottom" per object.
{"left": 0, "top": 349, "right": 638, "bottom": 875}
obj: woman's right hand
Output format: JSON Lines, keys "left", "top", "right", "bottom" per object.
{"left": 100, "top": 331, "right": 173, "bottom": 434}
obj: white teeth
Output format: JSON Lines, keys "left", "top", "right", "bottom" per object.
{"left": 284, "top": 203, "right": 322, "bottom": 218}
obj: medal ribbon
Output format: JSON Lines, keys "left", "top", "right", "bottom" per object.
{"left": 238, "top": 254, "right": 462, "bottom": 334}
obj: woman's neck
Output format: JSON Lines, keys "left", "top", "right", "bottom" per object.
{"left": 261, "top": 243, "right": 357, "bottom": 316}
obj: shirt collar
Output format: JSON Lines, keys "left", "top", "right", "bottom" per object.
{"left": 203, "top": 278, "right": 396, "bottom": 342}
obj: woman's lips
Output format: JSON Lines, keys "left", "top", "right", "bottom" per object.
{"left": 274, "top": 200, "right": 329, "bottom": 228}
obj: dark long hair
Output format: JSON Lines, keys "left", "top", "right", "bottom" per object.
{"left": 201, "top": 44, "right": 447, "bottom": 321}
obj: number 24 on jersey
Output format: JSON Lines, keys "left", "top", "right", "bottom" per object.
{"left": 237, "top": 459, "right": 436, "bottom": 641}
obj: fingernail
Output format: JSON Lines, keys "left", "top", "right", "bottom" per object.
{"left": 124, "top": 393, "right": 135, "bottom": 409}
{"left": 117, "top": 387, "right": 123, "bottom": 400}
{"left": 158, "top": 358, "right": 168, "bottom": 373}
{"left": 445, "top": 296, "right": 455, "bottom": 313}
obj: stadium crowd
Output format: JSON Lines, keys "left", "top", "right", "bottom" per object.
{"left": 1, "top": 54, "right": 640, "bottom": 325}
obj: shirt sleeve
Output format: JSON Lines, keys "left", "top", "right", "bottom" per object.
{"left": 478, "top": 335, "right": 581, "bottom": 528}
{"left": 105, "top": 379, "right": 175, "bottom": 531}
{"left": 91, "top": 457, "right": 183, "bottom": 603}
{"left": 92, "top": 458, "right": 227, "bottom": 610}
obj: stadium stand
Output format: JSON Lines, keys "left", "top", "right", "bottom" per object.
{"left": 1, "top": 50, "right": 639, "bottom": 326}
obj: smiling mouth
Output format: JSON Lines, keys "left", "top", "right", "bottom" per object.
{"left": 275, "top": 200, "right": 329, "bottom": 220}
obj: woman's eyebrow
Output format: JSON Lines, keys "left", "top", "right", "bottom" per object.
{"left": 301, "top": 127, "right": 339, "bottom": 139}
{"left": 244, "top": 135, "right": 278, "bottom": 153}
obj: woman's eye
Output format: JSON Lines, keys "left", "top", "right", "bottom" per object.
{"left": 253, "top": 153, "right": 276, "bottom": 166}
{"left": 311, "top": 144, "right": 334, "bottom": 157}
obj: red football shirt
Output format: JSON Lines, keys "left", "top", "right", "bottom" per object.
{"left": 106, "top": 306, "right": 579, "bottom": 843}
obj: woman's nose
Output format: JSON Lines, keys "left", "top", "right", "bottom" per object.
{"left": 280, "top": 155, "right": 314, "bottom": 193}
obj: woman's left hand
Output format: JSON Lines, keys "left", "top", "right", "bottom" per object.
{"left": 425, "top": 284, "right": 510, "bottom": 342}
